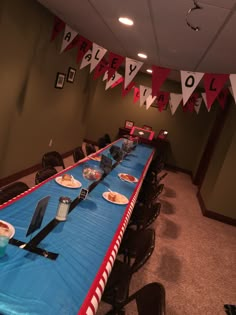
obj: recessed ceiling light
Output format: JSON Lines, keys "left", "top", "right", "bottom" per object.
{"left": 146, "top": 69, "right": 152, "bottom": 73}
{"left": 118, "top": 17, "right": 134, "bottom": 26}
{"left": 137, "top": 53, "right": 147, "bottom": 59}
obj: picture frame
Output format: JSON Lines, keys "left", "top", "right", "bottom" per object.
{"left": 142, "top": 125, "right": 152, "bottom": 131}
{"left": 55, "top": 72, "right": 66, "bottom": 89}
{"left": 67, "top": 67, "right": 76, "bottom": 83}
{"left": 124, "top": 120, "right": 134, "bottom": 129}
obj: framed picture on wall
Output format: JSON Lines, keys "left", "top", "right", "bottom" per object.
{"left": 55, "top": 72, "right": 66, "bottom": 89}
{"left": 142, "top": 125, "right": 152, "bottom": 131}
{"left": 124, "top": 120, "right": 134, "bottom": 129}
{"left": 67, "top": 67, "right": 76, "bottom": 83}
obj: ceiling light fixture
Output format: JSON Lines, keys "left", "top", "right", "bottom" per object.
{"left": 137, "top": 53, "right": 147, "bottom": 59}
{"left": 186, "top": 0, "right": 202, "bottom": 31}
{"left": 118, "top": 17, "right": 134, "bottom": 26}
{"left": 146, "top": 69, "right": 152, "bottom": 73}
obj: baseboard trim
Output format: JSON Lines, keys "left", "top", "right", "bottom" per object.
{"left": 0, "top": 149, "right": 74, "bottom": 188}
{"left": 165, "top": 163, "right": 193, "bottom": 178}
{"left": 197, "top": 191, "right": 236, "bottom": 226}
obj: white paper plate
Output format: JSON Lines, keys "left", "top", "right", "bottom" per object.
{"left": 55, "top": 176, "right": 82, "bottom": 189}
{"left": 0, "top": 220, "right": 15, "bottom": 239}
{"left": 118, "top": 173, "right": 138, "bottom": 183}
{"left": 102, "top": 192, "right": 129, "bottom": 205}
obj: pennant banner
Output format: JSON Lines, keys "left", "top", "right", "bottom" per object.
{"left": 169, "top": 93, "right": 182, "bottom": 115}
{"left": 122, "top": 81, "right": 135, "bottom": 97}
{"left": 229, "top": 74, "right": 236, "bottom": 103}
{"left": 90, "top": 43, "right": 107, "bottom": 73}
{"left": 80, "top": 49, "right": 92, "bottom": 70}
{"left": 50, "top": 16, "right": 65, "bottom": 42}
{"left": 201, "top": 93, "right": 210, "bottom": 112}
{"left": 93, "top": 59, "right": 108, "bottom": 80}
{"left": 203, "top": 73, "right": 229, "bottom": 110}
{"left": 146, "top": 95, "right": 156, "bottom": 110}
{"left": 152, "top": 66, "right": 171, "bottom": 97}
{"left": 217, "top": 88, "right": 229, "bottom": 109}
{"left": 108, "top": 52, "right": 124, "bottom": 80}
{"left": 194, "top": 97, "right": 202, "bottom": 114}
{"left": 133, "top": 87, "right": 140, "bottom": 103}
{"left": 156, "top": 91, "right": 170, "bottom": 112}
{"left": 139, "top": 85, "right": 152, "bottom": 107}
{"left": 125, "top": 58, "right": 143, "bottom": 89}
{"left": 181, "top": 71, "right": 204, "bottom": 105}
{"left": 60, "top": 25, "right": 78, "bottom": 53}
{"left": 64, "top": 35, "right": 79, "bottom": 52}
{"left": 111, "top": 77, "right": 124, "bottom": 89}
{"left": 105, "top": 72, "right": 122, "bottom": 90}
{"left": 77, "top": 36, "right": 92, "bottom": 63}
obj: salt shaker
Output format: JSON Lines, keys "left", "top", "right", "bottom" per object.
{"left": 56, "top": 196, "right": 71, "bottom": 221}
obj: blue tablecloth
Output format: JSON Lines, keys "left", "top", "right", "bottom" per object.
{"left": 0, "top": 140, "right": 154, "bottom": 315}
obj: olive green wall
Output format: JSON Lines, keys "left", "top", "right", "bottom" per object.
{"left": 200, "top": 102, "right": 236, "bottom": 219}
{"left": 85, "top": 73, "right": 217, "bottom": 173}
{"left": 0, "top": 0, "right": 92, "bottom": 178}
{"left": 0, "top": 0, "right": 221, "bottom": 182}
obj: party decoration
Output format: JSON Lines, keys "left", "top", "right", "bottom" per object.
{"left": 201, "top": 93, "right": 210, "bottom": 112}
{"left": 60, "top": 25, "right": 78, "bottom": 53}
{"left": 156, "top": 91, "right": 170, "bottom": 112}
{"left": 80, "top": 49, "right": 92, "bottom": 69}
{"left": 181, "top": 71, "right": 204, "bottom": 105}
{"left": 194, "top": 97, "right": 202, "bottom": 114}
{"left": 76, "top": 36, "right": 92, "bottom": 63}
{"left": 146, "top": 95, "right": 157, "bottom": 110}
{"left": 124, "top": 58, "right": 143, "bottom": 89}
{"left": 122, "top": 81, "right": 135, "bottom": 97}
{"left": 50, "top": 16, "right": 65, "bottom": 42}
{"left": 108, "top": 52, "right": 124, "bottom": 80}
{"left": 169, "top": 93, "right": 182, "bottom": 115}
{"left": 203, "top": 73, "right": 229, "bottom": 110}
{"left": 229, "top": 74, "right": 236, "bottom": 102}
{"left": 139, "top": 85, "right": 152, "bottom": 107}
{"left": 152, "top": 66, "right": 171, "bottom": 97}
{"left": 217, "top": 88, "right": 229, "bottom": 109}
{"left": 90, "top": 43, "right": 107, "bottom": 73}
{"left": 111, "top": 77, "right": 124, "bottom": 89}
{"left": 64, "top": 35, "right": 79, "bottom": 52}
{"left": 133, "top": 87, "right": 140, "bottom": 103}
{"left": 105, "top": 72, "right": 122, "bottom": 90}
{"left": 93, "top": 59, "right": 108, "bottom": 80}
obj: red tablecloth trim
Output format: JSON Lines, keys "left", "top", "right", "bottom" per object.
{"left": 78, "top": 150, "right": 155, "bottom": 315}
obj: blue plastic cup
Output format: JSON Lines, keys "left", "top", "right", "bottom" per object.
{"left": 0, "top": 235, "right": 9, "bottom": 258}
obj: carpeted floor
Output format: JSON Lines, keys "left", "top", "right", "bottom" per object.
{"left": 17, "top": 156, "right": 236, "bottom": 315}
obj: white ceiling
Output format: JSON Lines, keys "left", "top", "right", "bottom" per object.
{"left": 37, "top": 0, "right": 236, "bottom": 82}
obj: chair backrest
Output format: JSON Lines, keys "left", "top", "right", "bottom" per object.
{"left": 124, "top": 282, "right": 166, "bottom": 315}
{"left": 42, "top": 151, "right": 65, "bottom": 169}
{"left": 73, "top": 146, "right": 85, "bottom": 163}
{"left": 35, "top": 167, "right": 57, "bottom": 185}
{"left": 85, "top": 143, "right": 96, "bottom": 155}
{"left": 131, "top": 228, "right": 155, "bottom": 273}
{"left": 0, "top": 181, "right": 29, "bottom": 205}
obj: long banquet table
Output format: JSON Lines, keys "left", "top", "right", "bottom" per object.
{"left": 0, "top": 139, "right": 154, "bottom": 315}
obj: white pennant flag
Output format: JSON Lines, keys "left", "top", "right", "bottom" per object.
{"left": 229, "top": 74, "right": 236, "bottom": 103}
{"left": 60, "top": 25, "right": 78, "bottom": 53}
{"left": 169, "top": 93, "right": 182, "bottom": 115}
{"left": 181, "top": 71, "right": 204, "bottom": 105}
{"left": 103, "top": 71, "right": 108, "bottom": 81}
{"left": 228, "top": 86, "right": 233, "bottom": 98}
{"left": 201, "top": 93, "right": 211, "bottom": 112}
{"left": 146, "top": 95, "right": 156, "bottom": 110}
{"left": 80, "top": 49, "right": 92, "bottom": 69}
{"left": 139, "top": 85, "right": 152, "bottom": 107}
{"left": 105, "top": 72, "right": 122, "bottom": 90}
{"left": 125, "top": 58, "right": 143, "bottom": 89}
{"left": 194, "top": 97, "right": 202, "bottom": 114}
{"left": 90, "top": 43, "right": 107, "bottom": 73}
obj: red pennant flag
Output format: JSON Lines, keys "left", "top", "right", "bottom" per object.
{"left": 108, "top": 52, "right": 124, "bottom": 80}
{"left": 183, "top": 93, "right": 198, "bottom": 112}
{"left": 122, "top": 81, "right": 135, "bottom": 97}
{"left": 203, "top": 73, "right": 229, "bottom": 110}
{"left": 111, "top": 77, "right": 124, "bottom": 89}
{"left": 93, "top": 59, "right": 108, "bottom": 80}
{"left": 217, "top": 88, "right": 229, "bottom": 109}
{"left": 64, "top": 35, "right": 80, "bottom": 52}
{"left": 50, "top": 16, "right": 65, "bottom": 42}
{"left": 133, "top": 87, "right": 140, "bottom": 103}
{"left": 152, "top": 66, "right": 171, "bottom": 97}
{"left": 156, "top": 91, "right": 170, "bottom": 111}
{"left": 76, "top": 36, "right": 92, "bottom": 63}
